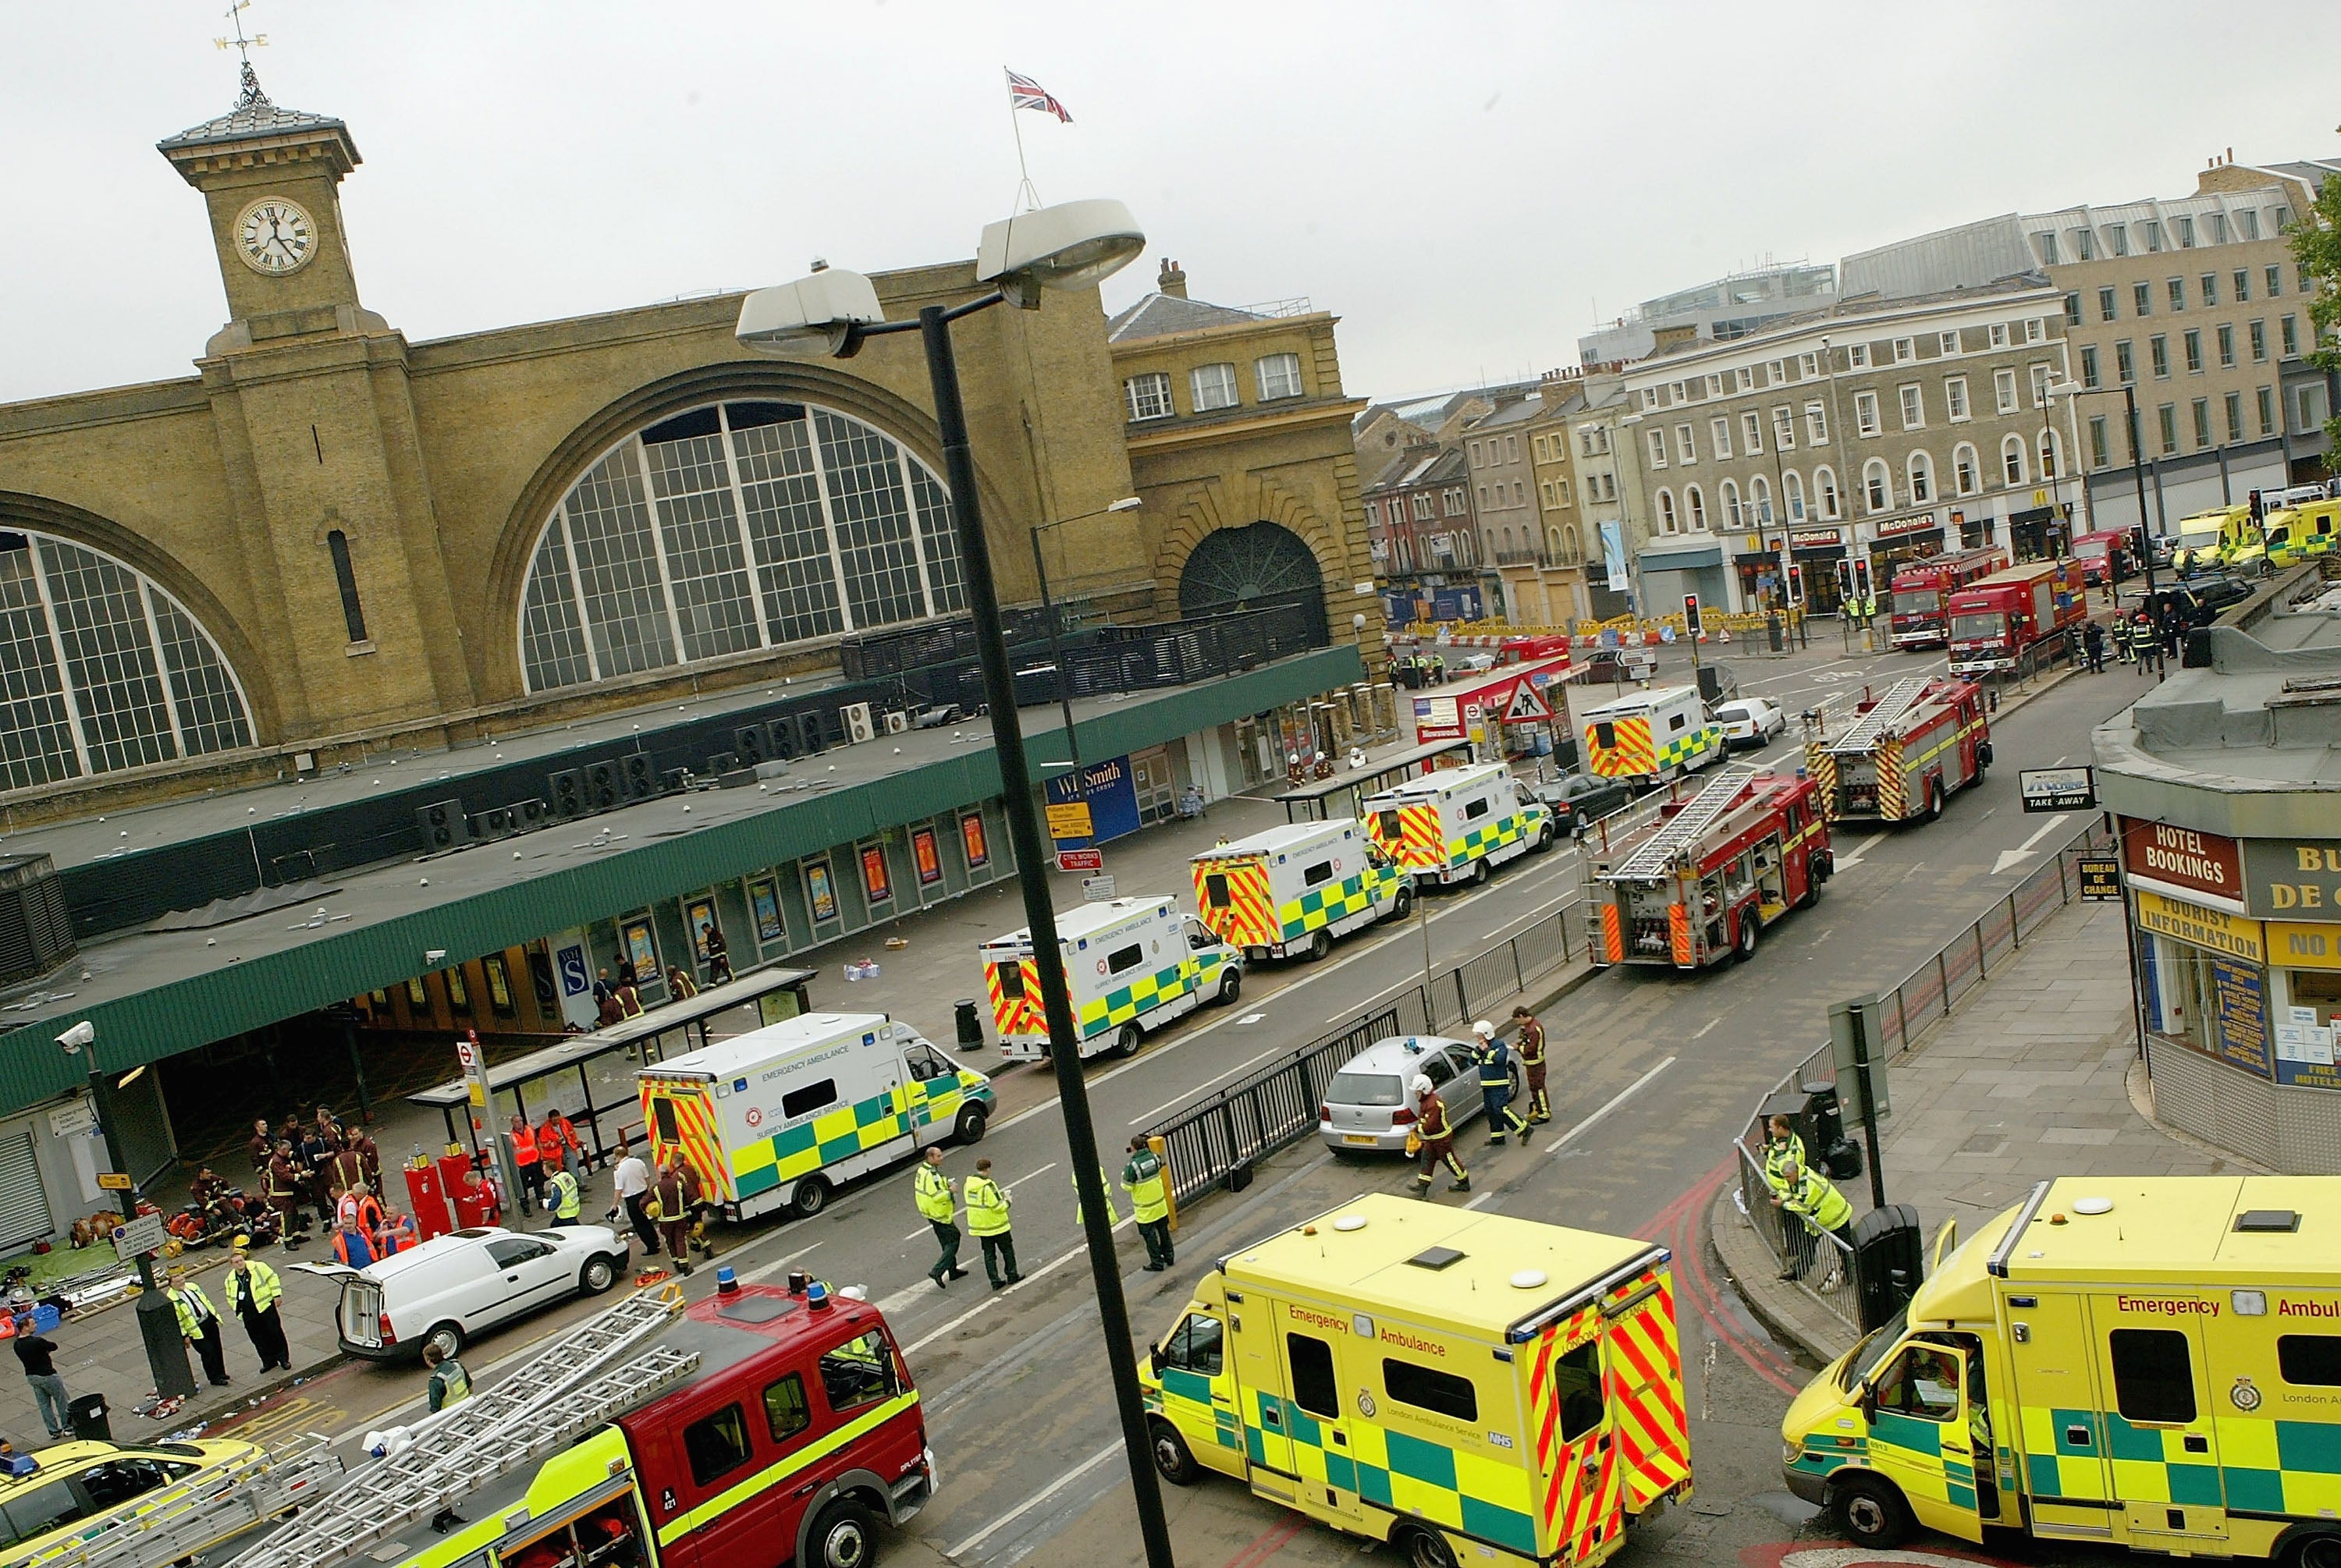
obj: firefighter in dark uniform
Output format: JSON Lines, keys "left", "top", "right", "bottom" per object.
{"left": 1511, "top": 1005, "right": 1551, "bottom": 1123}
{"left": 265, "top": 1139, "right": 307, "bottom": 1243}
{"left": 1409, "top": 1075, "right": 1469, "bottom": 1195}
{"left": 1471, "top": 1021, "right": 1531, "bottom": 1147}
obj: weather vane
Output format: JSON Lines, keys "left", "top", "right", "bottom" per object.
{"left": 213, "top": 0, "right": 270, "bottom": 105}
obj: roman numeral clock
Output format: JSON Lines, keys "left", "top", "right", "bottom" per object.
{"left": 233, "top": 197, "right": 316, "bottom": 275}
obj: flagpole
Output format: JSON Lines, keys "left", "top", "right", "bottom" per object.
{"left": 1005, "top": 67, "right": 1039, "bottom": 212}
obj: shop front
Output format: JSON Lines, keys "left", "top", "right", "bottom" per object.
{"left": 1733, "top": 533, "right": 1791, "bottom": 611}
{"left": 1789, "top": 527, "right": 1849, "bottom": 615}
{"left": 1867, "top": 511, "right": 1947, "bottom": 578}
{"left": 1637, "top": 539, "right": 1732, "bottom": 615}
{"left": 2007, "top": 502, "right": 2069, "bottom": 563}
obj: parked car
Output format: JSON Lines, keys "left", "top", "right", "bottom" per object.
{"left": 1529, "top": 770, "right": 1634, "bottom": 836}
{"left": 1714, "top": 697, "right": 1788, "bottom": 750}
{"left": 1318, "top": 1034, "right": 1518, "bottom": 1155}
{"left": 298, "top": 1223, "right": 630, "bottom": 1362}
{"left": 1576, "top": 647, "right": 1657, "bottom": 685}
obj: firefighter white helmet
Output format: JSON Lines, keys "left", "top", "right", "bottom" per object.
{"left": 1411, "top": 1074, "right": 1433, "bottom": 1097}
{"left": 1472, "top": 1020, "right": 1495, "bottom": 1038}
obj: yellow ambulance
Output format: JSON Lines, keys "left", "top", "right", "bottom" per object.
{"left": 1782, "top": 1175, "right": 2341, "bottom": 1560}
{"left": 1140, "top": 1194, "right": 1691, "bottom": 1568}
{"left": 2266, "top": 498, "right": 2341, "bottom": 569}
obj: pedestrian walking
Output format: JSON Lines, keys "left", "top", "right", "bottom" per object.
{"left": 912, "top": 1147, "right": 967, "bottom": 1290}
{"left": 11, "top": 1310, "right": 69, "bottom": 1439}
{"left": 1470, "top": 1021, "right": 1530, "bottom": 1148}
{"left": 1121, "top": 1137, "right": 1174, "bottom": 1272}
{"left": 1408, "top": 1075, "right": 1469, "bottom": 1194}
{"left": 1511, "top": 1006, "right": 1551, "bottom": 1123}
{"left": 226, "top": 1240, "right": 291, "bottom": 1373}
{"left": 665, "top": 966, "right": 698, "bottom": 1001}
{"left": 653, "top": 1160, "right": 692, "bottom": 1275}
{"left": 423, "top": 1343, "right": 470, "bottom": 1412}
{"left": 1773, "top": 1159, "right": 1856, "bottom": 1285}
{"left": 963, "top": 1158, "right": 1020, "bottom": 1290}
{"left": 2083, "top": 619, "right": 2105, "bottom": 673}
{"left": 607, "top": 1137, "right": 658, "bottom": 1255}
{"left": 545, "top": 1162, "right": 582, "bottom": 1227}
{"left": 168, "top": 1269, "right": 231, "bottom": 1388}
{"left": 701, "top": 923, "right": 733, "bottom": 985}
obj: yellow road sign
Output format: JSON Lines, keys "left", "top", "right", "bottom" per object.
{"left": 97, "top": 1172, "right": 132, "bottom": 1192}
{"left": 1046, "top": 802, "right": 1094, "bottom": 839}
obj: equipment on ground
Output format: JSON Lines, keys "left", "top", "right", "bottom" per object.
{"left": 1584, "top": 768, "right": 1830, "bottom": 970}
{"left": 982, "top": 895, "right": 1242, "bottom": 1062}
{"left": 1141, "top": 1194, "right": 1691, "bottom": 1567}
{"left": 1806, "top": 676, "right": 1990, "bottom": 825}
{"left": 1362, "top": 761, "right": 1554, "bottom": 889}
{"left": 1191, "top": 821, "right": 1406, "bottom": 963}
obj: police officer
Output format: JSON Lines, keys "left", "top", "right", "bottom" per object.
{"left": 226, "top": 1239, "right": 290, "bottom": 1373}
{"left": 168, "top": 1268, "right": 231, "bottom": 1387}
{"left": 1511, "top": 1006, "right": 1551, "bottom": 1123}
{"left": 913, "top": 1147, "right": 968, "bottom": 1290}
{"left": 1774, "top": 1159, "right": 1855, "bottom": 1282}
{"left": 1409, "top": 1075, "right": 1469, "bottom": 1195}
{"left": 964, "top": 1158, "right": 1020, "bottom": 1290}
{"left": 545, "top": 1162, "right": 582, "bottom": 1227}
{"left": 1471, "top": 1021, "right": 1530, "bottom": 1147}
{"left": 1122, "top": 1137, "right": 1174, "bottom": 1272}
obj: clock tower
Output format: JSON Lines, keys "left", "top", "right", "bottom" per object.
{"left": 158, "top": 62, "right": 385, "bottom": 349}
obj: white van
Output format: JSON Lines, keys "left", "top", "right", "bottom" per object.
{"left": 982, "top": 896, "right": 1242, "bottom": 1062}
{"left": 1191, "top": 819, "right": 1407, "bottom": 962}
{"left": 298, "top": 1223, "right": 629, "bottom": 1363}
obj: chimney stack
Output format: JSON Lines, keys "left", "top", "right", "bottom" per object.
{"left": 1157, "top": 258, "right": 1188, "bottom": 300}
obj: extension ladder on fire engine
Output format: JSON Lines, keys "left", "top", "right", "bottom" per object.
{"left": 1607, "top": 766, "right": 1759, "bottom": 881}
{"left": 10, "top": 1433, "right": 344, "bottom": 1568}
{"left": 1826, "top": 676, "right": 1930, "bottom": 755}
{"left": 223, "top": 1285, "right": 698, "bottom": 1568}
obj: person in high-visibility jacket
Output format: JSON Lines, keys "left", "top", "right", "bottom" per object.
{"left": 1773, "top": 1159, "right": 1854, "bottom": 1282}
{"left": 424, "top": 1343, "right": 470, "bottom": 1412}
{"left": 1471, "top": 1021, "right": 1530, "bottom": 1147}
{"left": 507, "top": 1116, "right": 545, "bottom": 1216}
{"left": 168, "top": 1269, "right": 232, "bottom": 1387}
{"left": 1408, "top": 1075, "right": 1469, "bottom": 1195}
{"left": 1121, "top": 1137, "right": 1173, "bottom": 1271}
{"left": 1760, "top": 1113, "right": 1806, "bottom": 1195}
{"left": 1073, "top": 1165, "right": 1118, "bottom": 1227}
{"left": 964, "top": 1158, "right": 1020, "bottom": 1290}
{"left": 913, "top": 1147, "right": 967, "bottom": 1290}
{"left": 546, "top": 1163, "right": 582, "bottom": 1226}
{"left": 1511, "top": 1006, "right": 1551, "bottom": 1123}
{"left": 226, "top": 1240, "right": 290, "bottom": 1372}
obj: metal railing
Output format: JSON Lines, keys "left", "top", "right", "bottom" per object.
{"left": 1147, "top": 896, "right": 1583, "bottom": 1207}
{"left": 1730, "top": 818, "right": 2115, "bottom": 1332}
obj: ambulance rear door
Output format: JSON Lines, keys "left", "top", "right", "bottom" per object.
{"left": 1530, "top": 1318, "right": 1616, "bottom": 1565}
{"left": 641, "top": 1077, "right": 730, "bottom": 1203}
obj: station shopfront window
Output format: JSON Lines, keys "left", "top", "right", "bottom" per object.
{"left": 2144, "top": 923, "right": 2341, "bottom": 1091}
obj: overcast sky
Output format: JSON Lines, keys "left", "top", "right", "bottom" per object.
{"left": 5, "top": 2, "right": 2338, "bottom": 409}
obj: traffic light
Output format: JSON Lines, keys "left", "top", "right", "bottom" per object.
{"left": 1852, "top": 557, "right": 1873, "bottom": 599}
{"left": 1786, "top": 564, "right": 1806, "bottom": 605}
{"left": 1835, "top": 559, "right": 1853, "bottom": 601}
{"left": 1682, "top": 593, "right": 1703, "bottom": 636}
{"left": 2250, "top": 488, "right": 2265, "bottom": 523}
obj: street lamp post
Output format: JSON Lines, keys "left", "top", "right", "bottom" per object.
{"left": 737, "top": 200, "right": 1179, "bottom": 1568}
{"left": 55, "top": 1023, "right": 194, "bottom": 1400}
{"left": 1032, "top": 496, "right": 1143, "bottom": 771}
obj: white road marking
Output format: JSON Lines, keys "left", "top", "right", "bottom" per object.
{"left": 1463, "top": 1190, "right": 1498, "bottom": 1211}
{"left": 944, "top": 1442, "right": 1124, "bottom": 1558}
{"left": 1991, "top": 812, "right": 2076, "bottom": 874}
{"left": 1235, "top": 1012, "right": 1266, "bottom": 1025}
{"left": 1004, "top": 1162, "right": 1059, "bottom": 1190}
{"left": 903, "top": 1242, "right": 1092, "bottom": 1354}
{"left": 1543, "top": 1055, "right": 1676, "bottom": 1155}
{"left": 1831, "top": 830, "right": 1890, "bottom": 873}
{"left": 1692, "top": 1017, "right": 1721, "bottom": 1040}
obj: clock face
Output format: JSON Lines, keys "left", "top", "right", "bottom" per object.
{"left": 233, "top": 197, "right": 318, "bottom": 275}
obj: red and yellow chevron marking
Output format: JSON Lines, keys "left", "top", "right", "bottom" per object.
{"left": 1529, "top": 1307, "right": 1610, "bottom": 1557}
{"left": 1876, "top": 736, "right": 1907, "bottom": 821}
{"left": 985, "top": 956, "right": 1047, "bottom": 1039}
{"left": 638, "top": 1080, "right": 734, "bottom": 1202}
{"left": 1804, "top": 743, "right": 1838, "bottom": 814}
{"left": 1606, "top": 1272, "right": 1692, "bottom": 1511}
{"left": 1600, "top": 903, "right": 1625, "bottom": 963}
{"left": 1586, "top": 715, "right": 1654, "bottom": 779}
{"left": 1668, "top": 903, "right": 1691, "bottom": 967}
{"left": 1367, "top": 803, "right": 1444, "bottom": 871}
{"left": 1192, "top": 858, "right": 1278, "bottom": 947}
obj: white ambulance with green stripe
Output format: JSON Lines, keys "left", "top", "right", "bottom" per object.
{"left": 981, "top": 895, "right": 1242, "bottom": 1064}
{"left": 639, "top": 1011, "right": 993, "bottom": 1221}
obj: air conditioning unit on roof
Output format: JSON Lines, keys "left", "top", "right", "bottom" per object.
{"left": 841, "top": 702, "right": 876, "bottom": 744}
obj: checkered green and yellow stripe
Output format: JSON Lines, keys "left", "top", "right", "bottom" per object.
{"left": 1656, "top": 724, "right": 1722, "bottom": 773}
{"left": 1074, "top": 953, "right": 1228, "bottom": 1038}
{"left": 1245, "top": 1389, "right": 1542, "bottom": 1562}
{"left": 1150, "top": 1365, "right": 1242, "bottom": 1455}
{"left": 732, "top": 1067, "right": 991, "bottom": 1198}
{"left": 1444, "top": 808, "right": 1543, "bottom": 869}
{"left": 1274, "top": 864, "right": 1401, "bottom": 938}
{"left": 1869, "top": 1407, "right": 1977, "bottom": 1513}
{"left": 2019, "top": 1405, "right": 2341, "bottom": 1517}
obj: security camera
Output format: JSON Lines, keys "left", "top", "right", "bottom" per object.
{"left": 424, "top": 949, "right": 448, "bottom": 965}
{"left": 55, "top": 1021, "right": 94, "bottom": 1053}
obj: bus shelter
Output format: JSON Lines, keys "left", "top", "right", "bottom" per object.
{"left": 409, "top": 964, "right": 816, "bottom": 1165}
{"left": 1277, "top": 737, "right": 1474, "bottom": 824}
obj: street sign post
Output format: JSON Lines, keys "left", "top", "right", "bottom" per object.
{"left": 112, "top": 1213, "right": 168, "bottom": 1261}
{"left": 1082, "top": 874, "right": 1117, "bottom": 902}
{"left": 1057, "top": 847, "right": 1105, "bottom": 874}
{"left": 2019, "top": 765, "right": 2098, "bottom": 813}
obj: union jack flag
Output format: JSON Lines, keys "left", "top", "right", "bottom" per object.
{"left": 1006, "top": 69, "right": 1072, "bottom": 123}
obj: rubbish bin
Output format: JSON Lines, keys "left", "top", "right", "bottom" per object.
{"left": 1849, "top": 1204, "right": 1924, "bottom": 1333}
{"left": 69, "top": 1392, "right": 109, "bottom": 1444}
{"left": 954, "top": 999, "right": 984, "bottom": 1052}
{"left": 1767, "top": 612, "right": 1785, "bottom": 653}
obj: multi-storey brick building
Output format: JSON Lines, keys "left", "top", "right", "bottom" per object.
{"left": 1362, "top": 441, "right": 1477, "bottom": 614}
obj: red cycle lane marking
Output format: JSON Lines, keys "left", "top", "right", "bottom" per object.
{"left": 1647, "top": 1158, "right": 1803, "bottom": 1396}
{"left": 1224, "top": 1512, "right": 1307, "bottom": 1568}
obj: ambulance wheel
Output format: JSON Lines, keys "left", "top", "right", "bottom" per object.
{"left": 1306, "top": 929, "right": 1333, "bottom": 962}
{"left": 1115, "top": 1023, "right": 1144, "bottom": 1059}
{"left": 1735, "top": 913, "right": 1760, "bottom": 963}
{"left": 953, "top": 1104, "right": 988, "bottom": 1145}
{"left": 1216, "top": 968, "right": 1242, "bottom": 1006}
{"left": 1468, "top": 857, "right": 1490, "bottom": 887}
{"left": 1831, "top": 1472, "right": 1911, "bottom": 1549}
{"left": 1393, "top": 1524, "right": 1460, "bottom": 1568}
{"left": 1387, "top": 886, "right": 1413, "bottom": 921}
{"left": 2283, "top": 1529, "right": 2341, "bottom": 1568}
{"left": 790, "top": 1176, "right": 829, "bottom": 1219}
{"left": 424, "top": 1321, "right": 465, "bottom": 1361}
{"left": 805, "top": 1499, "right": 876, "bottom": 1568}
{"left": 1531, "top": 823, "right": 1556, "bottom": 853}
{"left": 579, "top": 1254, "right": 616, "bottom": 1295}
{"left": 1149, "top": 1418, "right": 1202, "bottom": 1487}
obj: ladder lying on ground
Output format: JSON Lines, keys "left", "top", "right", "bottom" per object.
{"left": 1826, "top": 676, "right": 1930, "bottom": 754}
{"left": 12, "top": 1433, "right": 343, "bottom": 1568}
{"left": 224, "top": 1285, "right": 696, "bottom": 1568}
{"left": 1607, "top": 766, "right": 1759, "bottom": 881}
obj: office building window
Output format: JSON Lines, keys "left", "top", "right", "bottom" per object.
{"left": 1863, "top": 459, "right": 1891, "bottom": 512}
{"left": 2201, "top": 273, "right": 2218, "bottom": 307}
{"left": 2075, "top": 228, "right": 2096, "bottom": 261}
{"left": 2240, "top": 209, "right": 2261, "bottom": 241}
{"left": 2183, "top": 329, "right": 2202, "bottom": 374}
{"left": 2267, "top": 264, "right": 2282, "bottom": 297}
{"left": 2258, "top": 385, "right": 2276, "bottom": 435}
{"left": 1908, "top": 451, "right": 1934, "bottom": 503}
{"left": 2080, "top": 346, "right": 2100, "bottom": 388}
{"left": 2151, "top": 335, "right": 2169, "bottom": 378}
{"left": 1704, "top": 375, "right": 1725, "bottom": 399}
{"left": 1805, "top": 403, "right": 1828, "bottom": 445}
{"left": 1994, "top": 369, "right": 2017, "bottom": 414}
{"left": 2108, "top": 225, "right": 2130, "bottom": 257}
{"left": 1989, "top": 323, "right": 2009, "bottom": 348}
{"left": 2062, "top": 293, "right": 2081, "bottom": 326}
{"left": 1799, "top": 352, "right": 1821, "bottom": 378}
{"left": 2089, "top": 414, "right": 2109, "bottom": 469}
{"left": 2169, "top": 277, "right": 2186, "bottom": 312}
{"left": 2225, "top": 392, "right": 2243, "bottom": 442}
{"left": 2250, "top": 320, "right": 2267, "bottom": 362}
{"left": 2282, "top": 315, "right": 2299, "bottom": 357}
{"left": 1742, "top": 410, "right": 1764, "bottom": 455}
{"left": 2218, "top": 325, "right": 2234, "bottom": 368}
{"left": 1642, "top": 388, "right": 1661, "bottom": 411}
{"left": 2115, "top": 340, "right": 2135, "bottom": 383}
{"left": 1848, "top": 344, "right": 1870, "bottom": 368}
{"left": 2157, "top": 403, "right": 2177, "bottom": 454}
{"left": 1940, "top": 331, "right": 1961, "bottom": 355}
{"left": 1190, "top": 362, "right": 1239, "bottom": 412}
{"left": 1893, "top": 336, "right": 1916, "bottom": 363}
{"left": 1946, "top": 376, "right": 1970, "bottom": 419}
{"left": 1773, "top": 405, "right": 1796, "bottom": 449}
{"left": 1647, "top": 430, "right": 1668, "bottom": 468}
{"left": 1675, "top": 424, "right": 1696, "bottom": 463}
{"left": 2034, "top": 231, "right": 2059, "bottom": 264}
{"left": 2176, "top": 215, "right": 2194, "bottom": 247}
{"left": 1785, "top": 470, "right": 1806, "bottom": 521}
{"left": 1854, "top": 391, "right": 1881, "bottom": 437}
{"left": 2000, "top": 435, "right": 2027, "bottom": 486}
{"left": 1953, "top": 442, "right": 1979, "bottom": 495}
{"left": 1767, "top": 358, "right": 1787, "bottom": 385}
{"left": 2145, "top": 221, "right": 2165, "bottom": 252}
{"left": 2025, "top": 318, "right": 2044, "bottom": 344}
{"left": 1710, "top": 417, "right": 1733, "bottom": 459}
{"left": 2098, "top": 286, "right": 2118, "bottom": 322}
{"left": 1735, "top": 367, "right": 1755, "bottom": 392}
{"left": 1254, "top": 353, "right": 1303, "bottom": 400}
{"left": 2234, "top": 268, "right": 2250, "bottom": 303}
{"left": 2135, "top": 282, "right": 2153, "bottom": 316}
{"left": 2192, "top": 398, "right": 2211, "bottom": 449}
{"left": 2210, "top": 212, "right": 2229, "bottom": 243}
{"left": 1124, "top": 372, "right": 1174, "bottom": 420}
{"left": 1815, "top": 466, "right": 1839, "bottom": 519}
{"left": 1899, "top": 385, "right": 1924, "bottom": 429}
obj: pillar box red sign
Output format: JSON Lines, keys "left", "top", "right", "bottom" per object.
{"left": 2121, "top": 817, "right": 2246, "bottom": 909}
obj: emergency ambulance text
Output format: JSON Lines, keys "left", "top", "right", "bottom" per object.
{"left": 2116, "top": 1295, "right": 2219, "bottom": 1318}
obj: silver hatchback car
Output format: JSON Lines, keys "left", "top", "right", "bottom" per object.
{"left": 1317, "top": 1034, "right": 1489, "bottom": 1154}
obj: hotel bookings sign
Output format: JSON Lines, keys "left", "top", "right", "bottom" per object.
{"left": 2121, "top": 818, "right": 2244, "bottom": 907}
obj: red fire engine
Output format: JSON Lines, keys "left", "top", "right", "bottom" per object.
{"left": 1583, "top": 766, "right": 1831, "bottom": 970}
{"left": 1886, "top": 547, "right": 2007, "bottom": 649}
{"left": 1943, "top": 558, "right": 2088, "bottom": 677}
{"left": 1805, "top": 674, "right": 1991, "bottom": 825}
